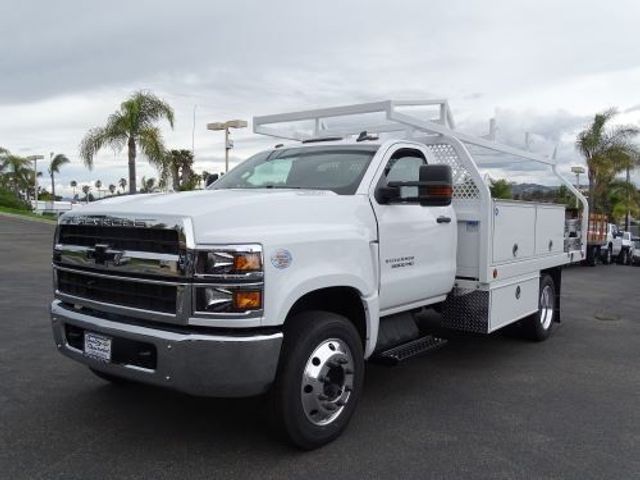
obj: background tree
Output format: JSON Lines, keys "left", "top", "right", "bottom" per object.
{"left": 94, "top": 179, "right": 102, "bottom": 198}
{"left": 108, "top": 184, "right": 116, "bottom": 196}
{"left": 70, "top": 180, "right": 77, "bottom": 198}
{"left": 140, "top": 176, "right": 157, "bottom": 193}
{"left": 576, "top": 108, "right": 639, "bottom": 213}
{"left": 1, "top": 154, "right": 31, "bottom": 199}
{"left": 162, "top": 149, "right": 197, "bottom": 190}
{"left": 608, "top": 180, "right": 640, "bottom": 224}
{"left": 489, "top": 178, "right": 512, "bottom": 199}
{"left": 118, "top": 177, "right": 127, "bottom": 193}
{"left": 81, "top": 185, "right": 92, "bottom": 202}
{"left": 80, "top": 90, "right": 174, "bottom": 194}
{"left": 200, "top": 170, "right": 210, "bottom": 188}
{"left": 48, "top": 152, "right": 70, "bottom": 204}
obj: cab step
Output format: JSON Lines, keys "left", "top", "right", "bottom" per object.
{"left": 372, "top": 335, "right": 447, "bottom": 366}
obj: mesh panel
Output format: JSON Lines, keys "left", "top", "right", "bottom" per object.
{"left": 425, "top": 143, "right": 481, "bottom": 205}
{"left": 441, "top": 288, "right": 489, "bottom": 333}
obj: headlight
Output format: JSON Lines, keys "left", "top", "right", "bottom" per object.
{"left": 196, "top": 245, "right": 263, "bottom": 276}
{"left": 193, "top": 245, "right": 264, "bottom": 316}
{"left": 195, "top": 286, "right": 263, "bottom": 313}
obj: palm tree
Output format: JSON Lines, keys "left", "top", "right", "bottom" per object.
{"left": 140, "top": 176, "right": 157, "bottom": 193}
{"left": 1, "top": 154, "right": 31, "bottom": 198}
{"left": 70, "top": 180, "right": 77, "bottom": 198}
{"left": 576, "top": 109, "right": 639, "bottom": 213}
{"left": 48, "top": 152, "right": 70, "bottom": 206}
{"left": 95, "top": 180, "right": 102, "bottom": 198}
{"left": 118, "top": 177, "right": 127, "bottom": 193}
{"left": 80, "top": 90, "right": 175, "bottom": 194}
{"left": 81, "top": 184, "right": 91, "bottom": 202}
{"left": 108, "top": 184, "right": 116, "bottom": 196}
{"left": 162, "top": 149, "right": 195, "bottom": 191}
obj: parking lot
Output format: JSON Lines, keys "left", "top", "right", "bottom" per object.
{"left": 1, "top": 214, "right": 639, "bottom": 479}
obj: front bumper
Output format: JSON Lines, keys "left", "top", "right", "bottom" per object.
{"left": 50, "top": 300, "right": 283, "bottom": 397}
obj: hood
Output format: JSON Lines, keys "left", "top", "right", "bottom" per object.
{"left": 64, "top": 189, "right": 377, "bottom": 244}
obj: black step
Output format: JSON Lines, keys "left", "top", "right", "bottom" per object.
{"left": 372, "top": 335, "right": 447, "bottom": 366}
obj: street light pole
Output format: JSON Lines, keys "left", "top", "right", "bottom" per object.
{"left": 27, "top": 154, "right": 44, "bottom": 210}
{"left": 207, "top": 119, "right": 248, "bottom": 173}
{"left": 225, "top": 127, "right": 230, "bottom": 173}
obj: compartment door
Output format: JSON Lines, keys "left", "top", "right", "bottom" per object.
{"left": 492, "top": 203, "right": 535, "bottom": 263}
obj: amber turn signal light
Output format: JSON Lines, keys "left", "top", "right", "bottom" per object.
{"left": 233, "top": 290, "right": 262, "bottom": 310}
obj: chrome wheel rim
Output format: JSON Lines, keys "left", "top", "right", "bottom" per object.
{"left": 540, "top": 284, "right": 554, "bottom": 330}
{"left": 301, "top": 338, "right": 355, "bottom": 426}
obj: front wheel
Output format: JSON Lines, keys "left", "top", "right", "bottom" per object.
{"left": 269, "top": 311, "right": 364, "bottom": 450}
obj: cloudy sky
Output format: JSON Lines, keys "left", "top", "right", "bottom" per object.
{"left": 1, "top": 0, "right": 639, "bottom": 196}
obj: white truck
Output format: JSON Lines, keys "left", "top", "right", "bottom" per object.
{"left": 50, "top": 100, "right": 588, "bottom": 449}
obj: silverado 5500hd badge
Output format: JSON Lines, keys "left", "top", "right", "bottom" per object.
{"left": 385, "top": 256, "right": 415, "bottom": 269}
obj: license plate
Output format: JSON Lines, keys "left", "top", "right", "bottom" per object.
{"left": 84, "top": 332, "right": 112, "bottom": 362}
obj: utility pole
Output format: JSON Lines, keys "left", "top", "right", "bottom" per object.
{"left": 625, "top": 165, "right": 631, "bottom": 231}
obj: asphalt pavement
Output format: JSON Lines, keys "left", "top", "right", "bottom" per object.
{"left": 1, "top": 215, "right": 639, "bottom": 479}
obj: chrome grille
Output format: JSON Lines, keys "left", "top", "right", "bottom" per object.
{"left": 58, "top": 224, "right": 179, "bottom": 255}
{"left": 57, "top": 269, "right": 178, "bottom": 314}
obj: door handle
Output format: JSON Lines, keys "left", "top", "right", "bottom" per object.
{"left": 437, "top": 216, "right": 451, "bottom": 224}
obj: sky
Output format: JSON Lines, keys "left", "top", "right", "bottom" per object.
{"left": 1, "top": 0, "right": 639, "bottom": 197}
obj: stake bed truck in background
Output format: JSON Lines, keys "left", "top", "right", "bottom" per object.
{"left": 51, "top": 100, "right": 588, "bottom": 449}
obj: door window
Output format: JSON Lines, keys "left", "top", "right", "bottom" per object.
{"left": 383, "top": 148, "right": 426, "bottom": 202}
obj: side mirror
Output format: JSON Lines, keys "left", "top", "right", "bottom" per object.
{"left": 376, "top": 164, "right": 453, "bottom": 206}
{"left": 205, "top": 173, "right": 219, "bottom": 187}
{"left": 417, "top": 164, "right": 453, "bottom": 207}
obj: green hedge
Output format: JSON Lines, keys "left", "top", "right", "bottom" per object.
{"left": 0, "top": 187, "right": 31, "bottom": 211}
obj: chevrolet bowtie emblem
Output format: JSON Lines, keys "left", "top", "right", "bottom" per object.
{"left": 87, "top": 244, "right": 120, "bottom": 266}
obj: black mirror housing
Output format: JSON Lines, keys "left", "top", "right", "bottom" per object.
{"left": 418, "top": 164, "right": 453, "bottom": 207}
{"left": 375, "top": 164, "right": 453, "bottom": 206}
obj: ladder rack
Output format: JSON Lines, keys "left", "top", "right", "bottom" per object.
{"left": 254, "top": 99, "right": 555, "bottom": 166}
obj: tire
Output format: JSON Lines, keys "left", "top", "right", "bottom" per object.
{"left": 269, "top": 311, "right": 364, "bottom": 450}
{"left": 586, "top": 245, "right": 598, "bottom": 267}
{"left": 89, "top": 367, "right": 133, "bottom": 385}
{"left": 518, "top": 274, "right": 557, "bottom": 341}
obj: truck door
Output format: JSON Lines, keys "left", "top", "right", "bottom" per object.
{"left": 370, "top": 145, "right": 457, "bottom": 312}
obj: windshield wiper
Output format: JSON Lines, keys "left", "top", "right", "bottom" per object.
{"left": 262, "top": 185, "right": 304, "bottom": 189}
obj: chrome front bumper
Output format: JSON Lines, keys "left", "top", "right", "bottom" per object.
{"left": 50, "top": 300, "right": 283, "bottom": 397}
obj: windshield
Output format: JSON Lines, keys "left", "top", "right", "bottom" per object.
{"left": 210, "top": 145, "right": 378, "bottom": 195}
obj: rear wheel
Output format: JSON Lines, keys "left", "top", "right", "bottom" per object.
{"left": 586, "top": 245, "right": 598, "bottom": 266}
{"left": 518, "top": 274, "right": 557, "bottom": 341}
{"left": 269, "top": 311, "right": 364, "bottom": 450}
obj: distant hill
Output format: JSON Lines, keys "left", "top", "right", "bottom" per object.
{"left": 510, "top": 183, "right": 558, "bottom": 195}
